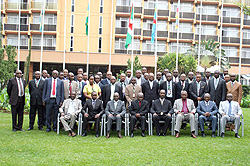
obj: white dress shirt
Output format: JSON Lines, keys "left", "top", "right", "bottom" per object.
{"left": 110, "top": 84, "right": 116, "bottom": 100}
{"left": 214, "top": 77, "right": 219, "bottom": 89}
{"left": 114, "top": 100, "right": 118, "bottom": 110}
{"left": 149, "top": 80, "right": 154, "bottom": 89}
{"left": 68, "top": 99, "right": 75, "bottom": 114}
{"left": 136, "top": 78, "right": 142, "bottom": 86}
{"left": 16, "top": 77, "right": 24, "bottom": 97}
{"left": 196, "top": 81, "right": 201, "bottom": 96}
{"left": 166, "top": 81, "right": 173, "bottom": 98}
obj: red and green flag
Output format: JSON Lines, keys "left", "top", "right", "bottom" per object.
{"left": 125, "top": 3, "right": 134, "bottom": 49}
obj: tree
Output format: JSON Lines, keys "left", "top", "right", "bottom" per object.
{"left": 127, "top": 55, "right": 142, "bottom": 76}
{"left": 237, "top": 3, "right": 250, "bottom": 16}
{"left": 186, "top": 39, "right": 230, "bottom": 71}
{"left": 23, "top": 38, "right": 31, "bottom": 82}
{"left": 157, "top": 53, "right": 197, "bottom": 74}
{"left": 0, "top": 45, "right": 17, "bottom": 90}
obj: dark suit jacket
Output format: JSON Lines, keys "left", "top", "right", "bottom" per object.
{"left": 160, "top": 81, "right": 176, "bottom": 100}
{"left": 29, "top": 78, "right": 45, "bottom": 106}
{"left": 7, "top": 77, "right": 27, "bottom": 106}
{"left": 115, "top": 81, "right": 127, "bottom": 102}
{"left": 101, "top": 83, "right": 121, "bottom": 108}
{"left": 176, "top": 81, "right": 189, "bottom": 99}
{"left": 100, "top": 78, "right": 110, "bottom": 88}
{"left": 150, "top": 99, "right": 174, "bottom": 115}
{"left": 196, "top": 100, "right": 218, "bottom": 116}
{"left": 189, "top": 81, "right": 208, "bottom": 101}
{"left": 78, "top": 81, "right": 87, "bottom": 105}
{"left": 129, "top": 100, "right": 149, "bottom": 116}
{"left": 82, "top": 99, "right": 104, "bottom": 117}
{"left": 42, "top": 78, "right": 64, "bottom": 105}
{"left": 208, "top": 77, "right": 226, "bottom": 106}
{"left": 141, "top": 80, "right": 159, "bottom": 106}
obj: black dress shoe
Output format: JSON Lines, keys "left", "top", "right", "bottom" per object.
{"left": 235, "top": 133, "right": 240, "bottom": 139}
{"left": 53, "top": 128, "right": 57, "bottom": 132}
{"left": 13, "top": 129, "right": 17, "bottom": 132}
{"left": 46, "top": 128, "right": 51, "bottom": 132}
{"left": 141, "top": 133, "right": 146, "bottom": 137}
{"left": 157, "top": 133, "right": 161, "bottom": 136}
{"left": 130, "top": 133, "right": 134, "bottom": 137}
{"left": 201, "top": 132, "right": 205, "bottom": 137}
{"left": 211, "top": 133, "right": 216, "bottom": 138}
{"left": 162, "top": 133, "right": 166, "bottom": 136}
{"left": 95, "top": 134, "right": 100, "bottom": 137}
{"left": 38, "top": 128, "right": 44, "bottom": 131}
{"left": 221, "top": 132, "right": 225, "bottom": 138}
{"left": 27, "top": 127, "right": 33, "bottom": 131}
{"left": 81, "top": 132, "right": 87, "bottom": 137}
{"left": 20, "top": 129, "right": 25, "bottom": 131}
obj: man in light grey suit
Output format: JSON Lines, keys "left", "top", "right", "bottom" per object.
{"left": 63, "top": 72, "right": 79, "bottom": 99}
{"left": 105, "top": 92, "right": 126, "bottom": 138}
{"left": 196, "top": 93, "right": 218, "bottom": 137}
{"left": 219, "top": 93, "right": 242, "bottom": 138}
{"left": 59, "top": 93, "right": 82, "bottom": 137}
{"left": 173, "top": 91, "right": 196, "bottom": 138}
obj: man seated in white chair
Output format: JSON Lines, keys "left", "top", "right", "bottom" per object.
{"left": 59, "top": 93, "right": 82, "bottom": 137}
{"left": 219, "top": 93, "right": 242, "bottom": 138}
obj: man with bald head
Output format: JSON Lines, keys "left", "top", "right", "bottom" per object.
{"left": 160, "top": 73, "right": 177, "bottom": 106}
{"left": 219, "top": 93, "right": 242, "bottom": 138}
{"left": 102, "top": 76, "right": 121, "bottom": 108}
{"left": 28, "top": 71, "right": 45, "bottom": 131}
{"left": 129, "top": 93, "right": 149, "bottom": 137}
{"left": 7, "top": 70, "right": 27, "bottom": 132}
{"left": 100, "top": 71, "right": 112, "bottom": 87}
{"left": 141, "top": 67, "right": 147, "bottom": 80}
{"left": 196, "top": 93, "right": 218, "bottom": 137}
{"left": 226, "top": 73, "right": 242, "bottom": 105}
{"left": 142, "top": 73, "right": 159, "bottom": 107}
{"left": 136, "top": 70, "right": 146, "bottom": 86}
{"left": 42, "top": 70, "right": 48, "bottom": 80}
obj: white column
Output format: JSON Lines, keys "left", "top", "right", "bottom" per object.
{"left": 219, "top": 0, "right": 224, "bottom": 71}
{"left": 63, "top": 0, "right": 67, "bottom": 70}
{"left": 108, "top": 0, "right": 114, "bottom": 71}
{"left": 198, "top": 0, "right": 203, "bottom": 67}
{"left": 17, "top": 0, "right": 21, "bottom": 70}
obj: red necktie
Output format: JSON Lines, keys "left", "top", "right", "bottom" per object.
{"left": 139, "top": 101, "right": 141, "bottom": 106}
{"left": 69, "top": 81, "right": 72, "bottom": 95}
{"left": 52, "top": 79, "right": 56, "bottom": 96}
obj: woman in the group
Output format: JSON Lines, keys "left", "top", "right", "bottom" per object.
{"left": 83, "top": 75, "right": 101, "bottom": 99}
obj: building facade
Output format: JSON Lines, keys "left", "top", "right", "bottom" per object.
{"left": 0, "top": 0, "right": 250, "bottom": 79}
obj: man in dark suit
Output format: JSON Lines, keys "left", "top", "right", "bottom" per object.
{"left": 42, "top": 70, "right": 64, "bottom": 132}
{"left": 76, "top": 74, "right": 87, "bottom": 106}
{"left": 102, "top": 76, "right": 121, "bottom": 108}
{"left": 150, "top": 90, "right": 174, "bottom": 136}
{"left": 208, "top": 70, "right": 226, "bottom": 108}
{"left": 161, "top": 69, "right": 169, "bottom": 81}
{"left": 7, "top": 70, "right": 27, "bottom": 132}
{"left": 28, "top": 71, "right": 45, "bottom": 131}
{"left": 115, "top": 73, "right": 127, "bottom": 102}
{"left": 196, "top": 93, "right": 218, "bottom": 137}
{"left": 129, "top": 93, "right": 149, "bottom": 137}
{"left": 105, "top": 92, "right": 126, "bottom": 138}
{"left": 189, "top": 74, "right": 208, "bottom": 107}
{"left": 172, "top": 70, "right": 179, "bottom": 83}
{"left": 100, "top": 71, "right": 112, "bottom": 88}
{"left": 176, "top": 74, "right": 189, "bottom": 99}
{"left": 74, "top": 68, "right": 84, "bottom": 81}
{"left": 160, "top": 73, "right": 176, "bottom": 106}
{"left": 186, "top": 71, "right": 194, "bottom": 84}
{"left": 220, "top": 68, "right": 229, "bottom": 79}
{"left": 202, "top": 70, "right": 211, "bottom": 85}
{"left": 82, "top": 91, "right": 104, "bottom": 137}
{"left": 142, "top": 73, "right": 159, "bottom": 108}
{"left": 135, "top": 70, "right": 146, "bottom": 86}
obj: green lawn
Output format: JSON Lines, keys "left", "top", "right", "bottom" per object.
{"left": 0, "top": 109, "right": 249, "bottom": 165}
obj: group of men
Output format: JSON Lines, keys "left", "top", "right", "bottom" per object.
{"left": 7, "top": 67, "right": 243, "bottom": 138}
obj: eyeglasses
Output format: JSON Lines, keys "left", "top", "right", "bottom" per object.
{"left": 16, "top": 73, "right": 22, "bottom": 74}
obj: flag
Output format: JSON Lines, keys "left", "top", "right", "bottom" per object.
{"left": 39, "top": 2, "right": 45, "bottom": 32}
{"left": 175, "top": 3, "right": 180, "bottom": 29}
{"left": 85, "top": 3, "right": 89, "bottom": 36}
{"left": 151, "top": 6, "right": 157, "bottom": 44}
{"left": 125, "top": 3, "right": 134, "bottom": 49}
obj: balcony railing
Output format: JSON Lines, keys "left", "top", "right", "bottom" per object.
{"left": 4, "top": 45, "right": 28, "bottom": 49}
{"left": 115, "top": 49, "right": 141, "bottom": 55}
{"left": 4, "top": 24, "right": 28, "bottom": 31}
{"left": 223, "top": 17, "right": 240, "bottom": 24}
{"left": 5, "top": 2, "right": 28, "bottom": 10}
{"left": 142, "top": 50, "right": 165, "bottom": 56}
{"left": 116, "top": 6, "right": 142, "bottom": 14}
{"left": 170, "top": 32, "right": 194, "bottom": 39}
{"left": 228, "top": 57, "right": 239, "bottom": 63}
{"left": 31, "top": 2, "right": 57, "bottom": 10}
{"left": 195, "top": 34, "right": 218, "bottom": 41}
{"left": 244, "top": 19, "right": 250, "bottom": 25}
{"left": 243, "top": 39, "right": 250, "bottom": 45}
{"left": 158, "top": 10, "right": 169, "bottom": 17}
{"left": 171, "top": 12, "right": 195, "bottom": 19}
{"left": 115, "top": 27, "right": 141, "bottom": 35}
{"left": 222, "top": 36, "right": 240, "bottom": 43}
{"left": 144, "top": 9, "right": 154, "bottom": 15}
{"left": 196, "top": 14, "right": 219, "bottom": 22}
{"left": 31, "top": 46, "right": 56, "bottom": 50}
{"left": 30, "top": 24, "right": 57, "bottom": 31}
{"left": 143, "top": 30, "right": 168, "bottom": 37}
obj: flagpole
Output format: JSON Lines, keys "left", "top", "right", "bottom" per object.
{"left": 131, "top": 0, "right": 134, "bottom": 76}
{"left": 238, "top": 0, "right": 243, "bottom": 82}
{"left": 176, "top": 0, "right": 180, "bottom": 70}
{"left": 198, "top": 0, "right": 202, "bottom": 67}
{"left": 40, "top": 0, "right": 45, "bottom": 74}
{"left": 63, "top": 0, "right": 66, "bottom": 70}
{"left": 154, "top": 0, "right": 158, "bottom": 79}
{"left": 108, "top": 0, "right": 114, "bottom": 71}
{"left": 17, "top": 0, "right": 21, "bottom": 70}
{"left": 86, "top": 0, "right": 90, "bottom": 75}
{"left": 219, "top": 0, "right": 224, "bottom": 71}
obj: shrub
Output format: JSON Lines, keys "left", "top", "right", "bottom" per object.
{"left": 241, "top": 95, "right": 250, "bottom": 108}
{"left": 242, "top": 85, "right": 250, "bottom": 98}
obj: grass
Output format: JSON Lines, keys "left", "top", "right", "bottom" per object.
{"left": 0, "top": 109, "right": 249, "bottom": 165}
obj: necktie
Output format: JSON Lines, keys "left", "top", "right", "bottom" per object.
{"left": 35, "top": 79, "right": 38, "bottom": 88}
{"left": 197, "top": 82, "right": 200, "bottom": 96}
{"left": 183, "top": 100, "right": 188, "bottom": 114}
{"left": 52, "top": 79, "right": 56, "bottom": 96}
{"left": 139, "top": 101, "right": 141, "bottom": 106}
{"left": 182, "top": 82, "right": 184, "bottom": 90}
{"left": 228, "top": 102, "right": 232, "bottom": 116}
{"left": 160, "top": 99, "right": 163, "bottom": 106}
{"left": 69, "top": 81, "right": 72, "bottom": 95}
{"left": 79, "top": 82, "right": 81, "bottom": 90}
{"left": 19, "top": 78, "right": 24, "bottom": 96}
{"left": 215, "top": 78, "right": 218, "bottom": 89}
{"left": 92, "top": 100, "right": 96, "bottom": 108}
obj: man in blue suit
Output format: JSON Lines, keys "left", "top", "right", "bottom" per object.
{"left": 196, "top": 93, "right": 218, "bottom": 137}
{"left": 43, "top": 70, "right": 64, "bottom": 132}
{"left": 100, "top": 71, "right": 112, "bottom": 88}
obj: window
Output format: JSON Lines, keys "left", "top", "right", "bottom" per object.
{"left": 98, "top": 37, "right": 102, "bottom": 52}
{"left": 100, "top": 0, "right": 103, "bottom": 13}
{"left": 158, "top": 1, "right": 168, "bottom": 10}
{"left": 242, "top": 48, "right": 250, "bottom": 58}
{"left": 222, "top": 46, "right": 238, "bottom": 57}
{"left": 99, "top": 16, "right": 103, "bottom": 35}
{"left": 223, "top": 7, "right": 240, "bottom": 18}
{"left": 196, "top": 5, "right": 217, "bottom": 15}
{"left": 157, "top": 21, "right": 167, "bottom": 31}
{"left": 244, "top": 14, "right": 250, "bottom": 20}
{"left": 128, "top": 39, "right": 140, "bottom": 50}
{"left": 134, "top": 18, "right": 140, "bottom": 29}
{"left": 71, "top": 14, "right": 74, "bottom": 33}
{"left": 7, "top": 34, "right": 28, "bottom": 46}
{"left": 71, "top": 0, "right": 75, "bottom": 12}
{"left": 143, "top": 19, "right": 153, "bottom": 30}
{"left": 33, "top": 13, "right": 57, "bottom": 24}
{"left": 70, "top": 36, "right": 73, "bottom": 51}
{"left": 32, "top": 34, "right": 56, "bottom": 46}
{"left": 116, "top": 0, "right": 130, "bottom": 6}
{"left": 222, "top": 27, "right": 239, "bottom": 37}
{"left": 195, "top": 25, "right": 216, "bottom": 35}
{"left": 7, "top": 13, "right": 28, "bottom": 24}
{"left": 115, "top": 38, "right": 126, "bottom": 50}
{"left": 134, "top": 0, "right": 142, "bottom": 7}
{"left": 142, "top": 40, "right": 166, "bottom": 52}
{"left": 243, "top": 29, "right": 250, "bottom": 39}
{"left": 171, "top": 22, "right": 192, "bottom": 33}
{"left": 144, "top": 0, "right": 155, "bottom": 9}
{"left": 169, "top": 42, "right": 191, "bottom": 54}
{"left": 115, "top": 17, "right": 128, "bottom": 28}
{"left": 171, "top": 2, "right": 193, "bottom": 12}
